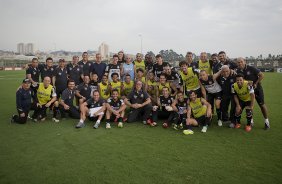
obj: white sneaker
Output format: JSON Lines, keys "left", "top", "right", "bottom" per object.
{"left": 118, "top": 122, "right": 123, "bottom": 128}
{"left": 106, "top": 123, "right": 111, "bottom": 129}
{"left": 218, "top": 120, "right": 223, "bottom": 127}
{"left": 251, "top": 118, "right": 254, "bottom": 127}
{"left": 201, "top": 126, "right": 208, "bottom": 133}
{"left": 52, "top": 118, "right": 60, "bottom": 123}
{"left": 183, "top": 129, "right": 194, "bottom": 135}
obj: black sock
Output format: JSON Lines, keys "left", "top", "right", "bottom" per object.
{"left": 216, "top": 108, "right": 221, "bottom": 120}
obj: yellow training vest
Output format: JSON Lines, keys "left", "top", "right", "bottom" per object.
{"left": 98, "top": 82, "right": 110, "bottom": 100}
{"left": 37, "top": 83, "right": 53, "bottom": 105}
{"left": 123, "top": 81, "right": 134, "bottom": 96}
{"left": 147, "top": 79, "right": 157, "bottom": 95}
{"left": 110, "top": 81, "right": 121, "bottom": 97}
{"left": 233, "top": 81, "right": 251, "bottom": 102}
{"left": 179, "top": 68, "right": 199, "bottom": 91}
{"left": 134, "top": 60, "right": 146, "bottom": 72}
{"left": 199, "top": 60, "right": 212, "bottom": 75}
{"left": 158, "top": 82, "right": 171, "bottom": 94}
{"left": 189, "top": 98, "right": 207, "bottom": 118}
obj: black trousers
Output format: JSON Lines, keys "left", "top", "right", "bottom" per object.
{"left": 13, "top": 110, "right": 29, "bottom": 124}
{"left": 127, "top": 104, "right": 152, "bottom": 123}
{"left": 59, "top": 105, "right": 80, "bottom": 119}
{"left": 152, "top": 110, "right": 178, "bottom": 124}
{"left": 32, "top": 103, "right": 58, "bottom": 120}
{"left": 221, "top": 95, "right": 235, "bottom": 122}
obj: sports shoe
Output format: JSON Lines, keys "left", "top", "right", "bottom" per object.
{"left": 10, "top": 114, "right": 16, "bottom": 123}
{"left": 93, "top": 121, "right": 100, "bottom": 129}
{"left": 235, "top": 123, "right": 241, "bottom": 129}
{"left": 106, "top": 123, "right": 111, "bottom": 129}
{"left": 142, "top": 121, "right": 147, "bottom": 125}
{"left": 75, "top": 121, "right": 85, "bottom": 128}
{"left": 229, "top": 123, "right": 235, "bottom": 128}
{"left": 52, "top": 118, "right": 60, "bottom": 123}
{"left": 245, "top": 125, "right": 252, "bottom": 132}
{"left": 251, "top": 119, "right": 254, "bottom": 127}
{"left": 183, "top": 129, "right": 194, "bottom": 135}
{"left": 218, "top": 120, "right": 223, "bottom": 127}
{"left": 264, "top": 123, "right": 270, "bottom": 130}
{"left": 173, "top": 124, "right": 178, "bottom": 130}
{"left": 179, "top": 123, "right": 183, "bottom": 129}
{"left": 118, "top": 122, "right": 123, "bottom": 128}
{"left": 201, "top": 126, "right": 208, "bottom": 133}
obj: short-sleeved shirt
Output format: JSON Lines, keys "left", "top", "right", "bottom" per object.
{"left": 176, "top": 98, "right": 188, "bottom": 115}
{"left": 78, "top": 60, "right": 93, "bottom": 77}
{"left": 38, "top": 64, "right": 56, "bottom": 82}
{"left": 107, "top": 97, "right": 124, "bottom": 111}
{"left": 61, "top": 88, "right": 75, "bottom": 106}
{"left": 127, "top": 89, "right": 149, "bottom": 104}
{"left": 67, "top": 63, "right": 83, "bottom": 86}
{"left": 236, "top": 65, "right": 261, "bottom": 85}
{"left": 76, "top": 83, "right": 92, "bottom": 100}
{"left": 92, "top": 62, "right": 107, "bottom": 81}
{"left": 152, "top": 62, "right": 169, "bottom": 78}
{"left": 89, "top": 80, "right": 99, "bottom": 94}
{"left": 159, "top": 95, "right": 174, "bottom": 112}
{"left": 218, "top": 73, "right": 236, "bottom": 96}
{"left": 200, "top": 75, "right": 222, "bottom": 94}
{"left": 221, "top": 60, "right": 237, "bottom": 70}
{"left": 86, "top": 98, "right": 105, "bottom": 109}
{"left": 212, "top": 61, "right": 223, "bottom": 74}
{"left": 26, "top": 66, "right": 40, "bottom": 82}
{"left": 53, "top": 67, "right": 68, "bottom": 90}
{"left": 166, "top": 71, "right": 181, "bottom": 85}
{"left": 105, "top": 63, "right": 121, "bottom": 82}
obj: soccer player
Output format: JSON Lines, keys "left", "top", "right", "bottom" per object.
{"left": 232, "top": 74, "right": 255, "bottom": 132}
{"left": 26, "top": 58, "right": 40, "bottom": 99}
{"left": 145, "top": 54, "right": 154, "bottom": 73}
{"left": 211, "top": 53, "right": 223, "bottom": 74}
{"left": 183, "top": 90, "right": 212, "bottom": 135}
{"left": 52, "top": 59, "right": 68, "bottom": 99}
{"left": 75, "top": 75, "right": 92, "bottom": 105}
{"left": 98, "top": 75, "right": 111, "bottom": 100}
{"left": 105, "top": 89, "right": 127, "bottom": 128}
{"left": 218, "top": 51, "right": 237, "bottom": 69}
{"left": 236, "top": 57, "right": 270, "bottom": 129}
{"left": 157, "top": 74, "right": 177, "bottom": 97}
{"left": 91, "top": 53, "right": 107, "bottom": 82}
{"left": 145, "top": 71, "right": 158, "bottom": 105}
{"left": 152, "top": 87, "right": 178, "bottom": 128}
{"left": 78, "top": 52, "right": 93, "bottom": 77}
{"left": 121, "top": 74, "right": 134, "bottom": 98}
{"left": 179, "top": 61, "right": 205, "bottom": 98}
{"left": 135, "top": 68, "right": 146, "bottom": 84}
{"left": 89, "top": 73, "right": 99, "bottom": 94}
{"left": 109, "top": 73, "right": 122, "bottom": 97}
{"left": 11, "top": 79, "right": 32, "bottom": 124}
{"left": 185, "top": 52, "right": 197, "bottom": 69}
{"left": 38, "top": 57, "right": 56, "bottom": 83}
{"left": 67, "top": 55, "right": 83, "bottom": 86}
{"left": 31, "top": 76, "right": 59, "bottom": 122}
{"left": 152, "top": 54, "right": 169, "bottom": 81}
{"left": 199, "top": 70, "right": 223, "bottom": 126}
{"left": 134, "top": 53, "right": 146, "bottom": 74}
{"left": 124, "top": 80, "right": 152, "bottom": 124}
{"left": 59, "top": 80, "right": 80, "bottom": 119}
{"left": 75, "top": 90, "right": 106, "bottom": 128}
{"left": 163, "top": 64, "right": 181, "bottom": 91}
{"left": 171, "top": 91, "right": 188, "bottom": 130}
{"left": 121, "top": 55, "right": 135, "bottom": 81}
{"left": 105, "top": 54, "right": 121, "bottom": 82}
{"left": 196, "top": 52, "right": 213, "bottom": 75}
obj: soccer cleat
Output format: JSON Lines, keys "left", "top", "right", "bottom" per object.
{"left": 118, "top": 122, "right": 123, "bottom": 128}
{"left": 183, "top": 129, "right": 194, "bottom": 135}
{"left": 251, "top": 119, "right": 254, "bottom": 127}
{"left": 162, "top": 122, "right": 169, "bottom": 128}
{"left": 218, "top": 120, "right": 223, "bottom": 127}
{"left": 201, "top": 126, "right": 208, "bottom": 133}
{"left": 264, "top": 120, "right": 270, "bottom": 130}
{"left": 93, "top": 121, "right": 100, "bottom": 129}
{"left": 106, "top": 123, "right": 111, "bottom": 129}
{"left": 173, "top": 124, "right": 178, "bottom": 130}
{"left": 179, "top": 123, "right": 183, "bottom": 129}
{"left": 245, "top": 125, "right": 252, "bottom": 132}
{"left": 10, "top": 115, "right": 16, "bottom": 123}
{"left": 75, "top": 122, "right": 85, "bottom": 128}
{"left": 52, "top": 118, "right": 60, "bottom": 123}
{"left": 235, "top": 123, "right": 241, "bottom": 129}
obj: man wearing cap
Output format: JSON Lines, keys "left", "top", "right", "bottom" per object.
{"left": 11, "top": 79, "right": 32, "bottom": 124}
{"left": 52, "top": 59, "right": 68, "bottom": 99}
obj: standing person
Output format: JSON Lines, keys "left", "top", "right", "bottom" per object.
{"left": 211, "top": 53, "right": 223, "bottom": 74}
{"left": 199, "top": 70, "right": 223, "bottom": 126}
{"left": 67, "top": 55, "right": 83, "bottom": 86}
{"left": 78, "top": 52, "right": 92, "bottom": 77}
{"left": 91, "top": 53, "right": 107, "bottom": 82}
{"left": 121, "top": 55, "right": 135, "bottom": 81}
{"left": 236, "top": 57, "right": 270, "bottom": 129}
{"left": 52, "top": 59, "right": 68, "bottom": 99}
{"left": 38, "top": 57, "right": 56, "bottom": 83}
{"left": 215, "top": 65, "right": 236, "bottom": 127}
{"left": 152, "top": 54, "right": 169, "bottom": 81}
{"left": 118, "top": 51, "right": 126, "bottom": 64}
{"left": 124, "top": 80, "right": 152, "bottom": 124}
{"left": 218, "top": 51, "right": 237, "bottom": 69}
{"left": 183, "top": 90, "right": 212, "bottom": 135}
{"left": 232, "top": 74, "right": 255, "bottom": 132}
{"left": 105, "top": 89, "right": 127, "bottom": 128}
{"left": 59, "top": 80, "right": 80, "bottom": 119}
{"left": 105, "top": 54, "right": 121, "bottom": 82}
{"left": 75, "top": 90, "right": 106, "bottom": 128}
{"left": 26, "top": 58, "right": 40, "bottom": 99}
{"left": 196, "top": 52, "right": 213, "bottom": 75}
{"left": 163, "top": 64, "right": 181, "bottom": 90}
{"left": 134, "top": 53, "right": 146, "bottom": 74}
{"left": 11, "top": 79, "right": 32, "bottom": 124}
{"left": 185, "top": 51, "right": 197, "bottom": 69}
{"left": 145, "top": 54, "right": 154, "bottom": 72}
{"left": 31, "top": 76, "right": 59, "bottom": 122}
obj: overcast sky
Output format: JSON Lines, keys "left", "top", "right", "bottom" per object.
{"left": 0, "top": 0, "right": 281, "bottom": 57}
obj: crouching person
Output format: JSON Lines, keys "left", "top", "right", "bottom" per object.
{"left": 183, "top": 90, "right": 212, "bottom": 135}
{"left": 11, "top": 79, "right": 32, "bottom": 124}
{"left": 105, "top": 89, "right": 126, "bottom": 128}
{"left": 59, "top": 79, "right": 80, "bottom": 119}
{"left": 75, "top": 90, "right": 106, "bottom": 128}
{"left": 32, "top": 76, "right": 60, "bottom": 122}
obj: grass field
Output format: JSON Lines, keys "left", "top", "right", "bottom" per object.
{"left": 0, "top": 71, "right": 282, "bottom": 184}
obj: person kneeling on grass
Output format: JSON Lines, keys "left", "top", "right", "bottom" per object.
{"left": 75, "top": 90, "right": 106, "bottom": 128}
{"left": 232, "top": 74, "right": 255, "bottom": 132}
{"left": 31, "top": 76, "right": 60, "bottom": 122}
{"left": 183, "top": 90, "right": 212, "bottom": 135}
{"left": 11, "top": 79, "right": 32, "bottom": 124}
{"left": 58, "top": 79, "right": 80, "bottom": 119}
{"left": 105, "top": 89, "right": 126, "bottom": 128}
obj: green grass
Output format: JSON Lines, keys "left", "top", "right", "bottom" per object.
{"left": 0, "top": 71, "right": 282, "bottom": 184}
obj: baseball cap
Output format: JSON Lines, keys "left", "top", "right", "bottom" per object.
{"left": 22, "top": 78, "right": 31, "bottom": 83}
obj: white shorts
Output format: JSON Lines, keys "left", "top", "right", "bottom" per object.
{"left": 89, "top": 107, "right": 104, "bottom": 117}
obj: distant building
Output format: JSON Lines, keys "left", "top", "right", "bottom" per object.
{"left": 25, "top": 43, "right": 34, "bottom": 55}
{"left": 17, "top": 43, "right": 34, "bottom": 55}
{"left": 17, "top": 43, "right": 25, "bottom": 55}
{"left": 98, "top": 42, "right": 109, "bottom": 59}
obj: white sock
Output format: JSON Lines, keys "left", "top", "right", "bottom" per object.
{"left": 96, "top": 120, "right": 101, "bottom": 123}
{"left": 79, "top": 119, "right": 84, "bottom": 123}
{"left": 265, "top": 118, "right": 270, "bottom": 125}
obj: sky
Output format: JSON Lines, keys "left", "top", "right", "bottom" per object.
{"left": 0, "top": 0, "right": 281, "bottom": 57}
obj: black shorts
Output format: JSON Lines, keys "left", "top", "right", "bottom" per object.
{"left": 239, "top": 100, "right": 251, "bottom": 110}
{"left": 254, "top": 85, "right": 264, "bottom": 105}
{"left": 208, "top": 92, "right": 222, "bottom": 100}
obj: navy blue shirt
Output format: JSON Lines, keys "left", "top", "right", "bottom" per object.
{"left": 16, "top": 87, "right": 32, "bottom": 113}
{"left": 26, "top": 66, "right": 40, "bottom": 82}
{"left": 67, "top": 63, "right": 83, "bottom": 86}
{"left": 92, "top": 62, "right": 107, "bottom": 81}
{"left": 61, "top": 88, "right": 75, "bottom": 106}
{"left": 53, "top": 67, "right": 68, "bottom": 90}
{"left": 38, "top": 64, "right": 56, "bottom": 82}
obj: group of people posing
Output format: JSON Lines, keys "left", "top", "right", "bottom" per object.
{"left": 11, "top": 50, "right": 270, "bottom": 134}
